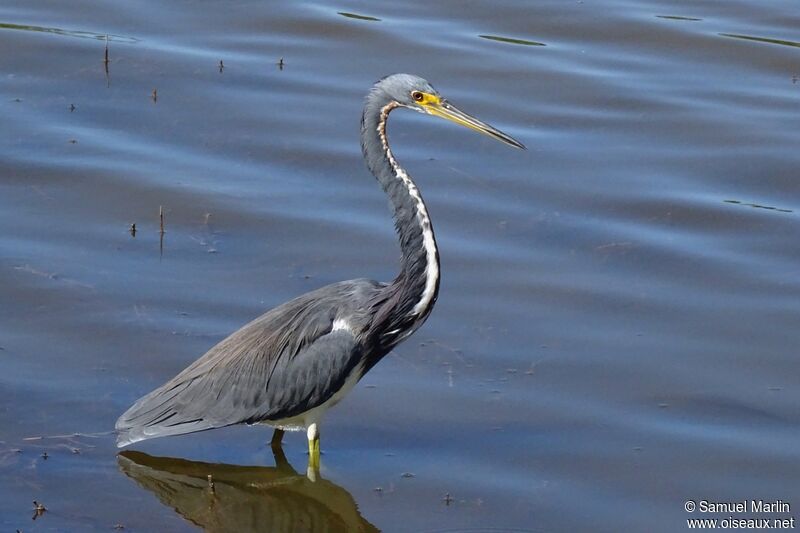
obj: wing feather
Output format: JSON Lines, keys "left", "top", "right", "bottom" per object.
{"left": 116, "top": 281, "right": 379, "bottom": 447}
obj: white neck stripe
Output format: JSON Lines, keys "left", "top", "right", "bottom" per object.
{"left": 378, "top": 103, "right": 440, "bottom": 318}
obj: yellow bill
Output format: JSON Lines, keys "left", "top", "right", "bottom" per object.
{"left": 420, "top": 95, "right": 526, "bottom": 150}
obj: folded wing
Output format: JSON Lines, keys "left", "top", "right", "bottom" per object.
{"left": 116, "top": 281, "right": 379, "bottom": 447}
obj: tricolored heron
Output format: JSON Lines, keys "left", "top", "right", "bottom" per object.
{"left": 116, "top": 74, "right": 524, "bottom": 467}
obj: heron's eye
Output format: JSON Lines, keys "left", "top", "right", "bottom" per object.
{"left": 412, "top": 91, "right": 424, "bottom": 102}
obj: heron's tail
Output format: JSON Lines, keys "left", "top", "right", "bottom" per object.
{"left": 115, "top": 384, "right": 217, "bottom": 448}
{"left": 115, "top": 420, "right": 214, "bottom": 448}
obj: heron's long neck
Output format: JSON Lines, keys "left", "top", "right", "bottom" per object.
{"left": 361, "top": 100, "right": 440, "bottom": 331}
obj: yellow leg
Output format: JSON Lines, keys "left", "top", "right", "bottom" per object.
{"left": 307, "top": 423, "right": 320, "bottom": 471}
{"left": 308, "top": 436, "right": 320, "bottom": 469}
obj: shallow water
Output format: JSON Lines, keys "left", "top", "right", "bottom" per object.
{"left": 2, "top": 0, "right": 799, "bottom": 531}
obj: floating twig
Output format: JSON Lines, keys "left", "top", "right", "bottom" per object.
{"left": 159, "top": 206, "right": 165, "bottom": 257}
{"left": 104, "top": 35, "right": 110, "bottom": 87}
{"left": 32, "top": 500, "right": 47, "bottom": 520}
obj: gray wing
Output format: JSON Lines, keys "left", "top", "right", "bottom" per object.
{"left": 116, "top": 280, "right": 383, "bottom": 447}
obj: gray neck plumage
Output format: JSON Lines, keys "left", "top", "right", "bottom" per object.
{"left": 361, "top": 95, "right": 440, "bottom": 343}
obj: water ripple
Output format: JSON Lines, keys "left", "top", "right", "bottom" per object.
{"left": 720, "top": 32, "right": 800, "bottom": 48}
{"left": 337, "top": 11, "right": 381, "bottom": 22}
{"left": 0, "top": 21, "right": 138, "bottom": 43}
{"left": 478, "top": 34, "right": 546, "bottom": 46}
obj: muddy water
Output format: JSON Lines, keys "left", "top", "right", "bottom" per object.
{"left": 2, "top": 0, "right": 799, "bottom": 531}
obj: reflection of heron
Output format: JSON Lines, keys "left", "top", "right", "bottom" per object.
{"left": 116, "top": 74, "right": 524, "bottom": 467}
{"left": 118, "top": 449, "right": 379, "bottom": 533}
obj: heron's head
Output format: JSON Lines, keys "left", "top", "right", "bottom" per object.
{"left": 373, "top": 73, "right": 525, "bottom": 150}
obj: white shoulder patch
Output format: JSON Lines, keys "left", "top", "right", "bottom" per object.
{"left": 332, "top": 317, "right": 354, "bottom": 334}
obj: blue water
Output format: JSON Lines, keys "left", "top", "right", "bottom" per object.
{"left": 1, "top": 1, "right": 799, "bottom": 531}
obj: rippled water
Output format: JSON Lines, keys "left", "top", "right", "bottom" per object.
{"left": 2, "top": 1, "right": 799, "bottom": 531}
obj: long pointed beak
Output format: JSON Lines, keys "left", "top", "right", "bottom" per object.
{"left": 425, "top": 100, "right": 526, "bottom": 150}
